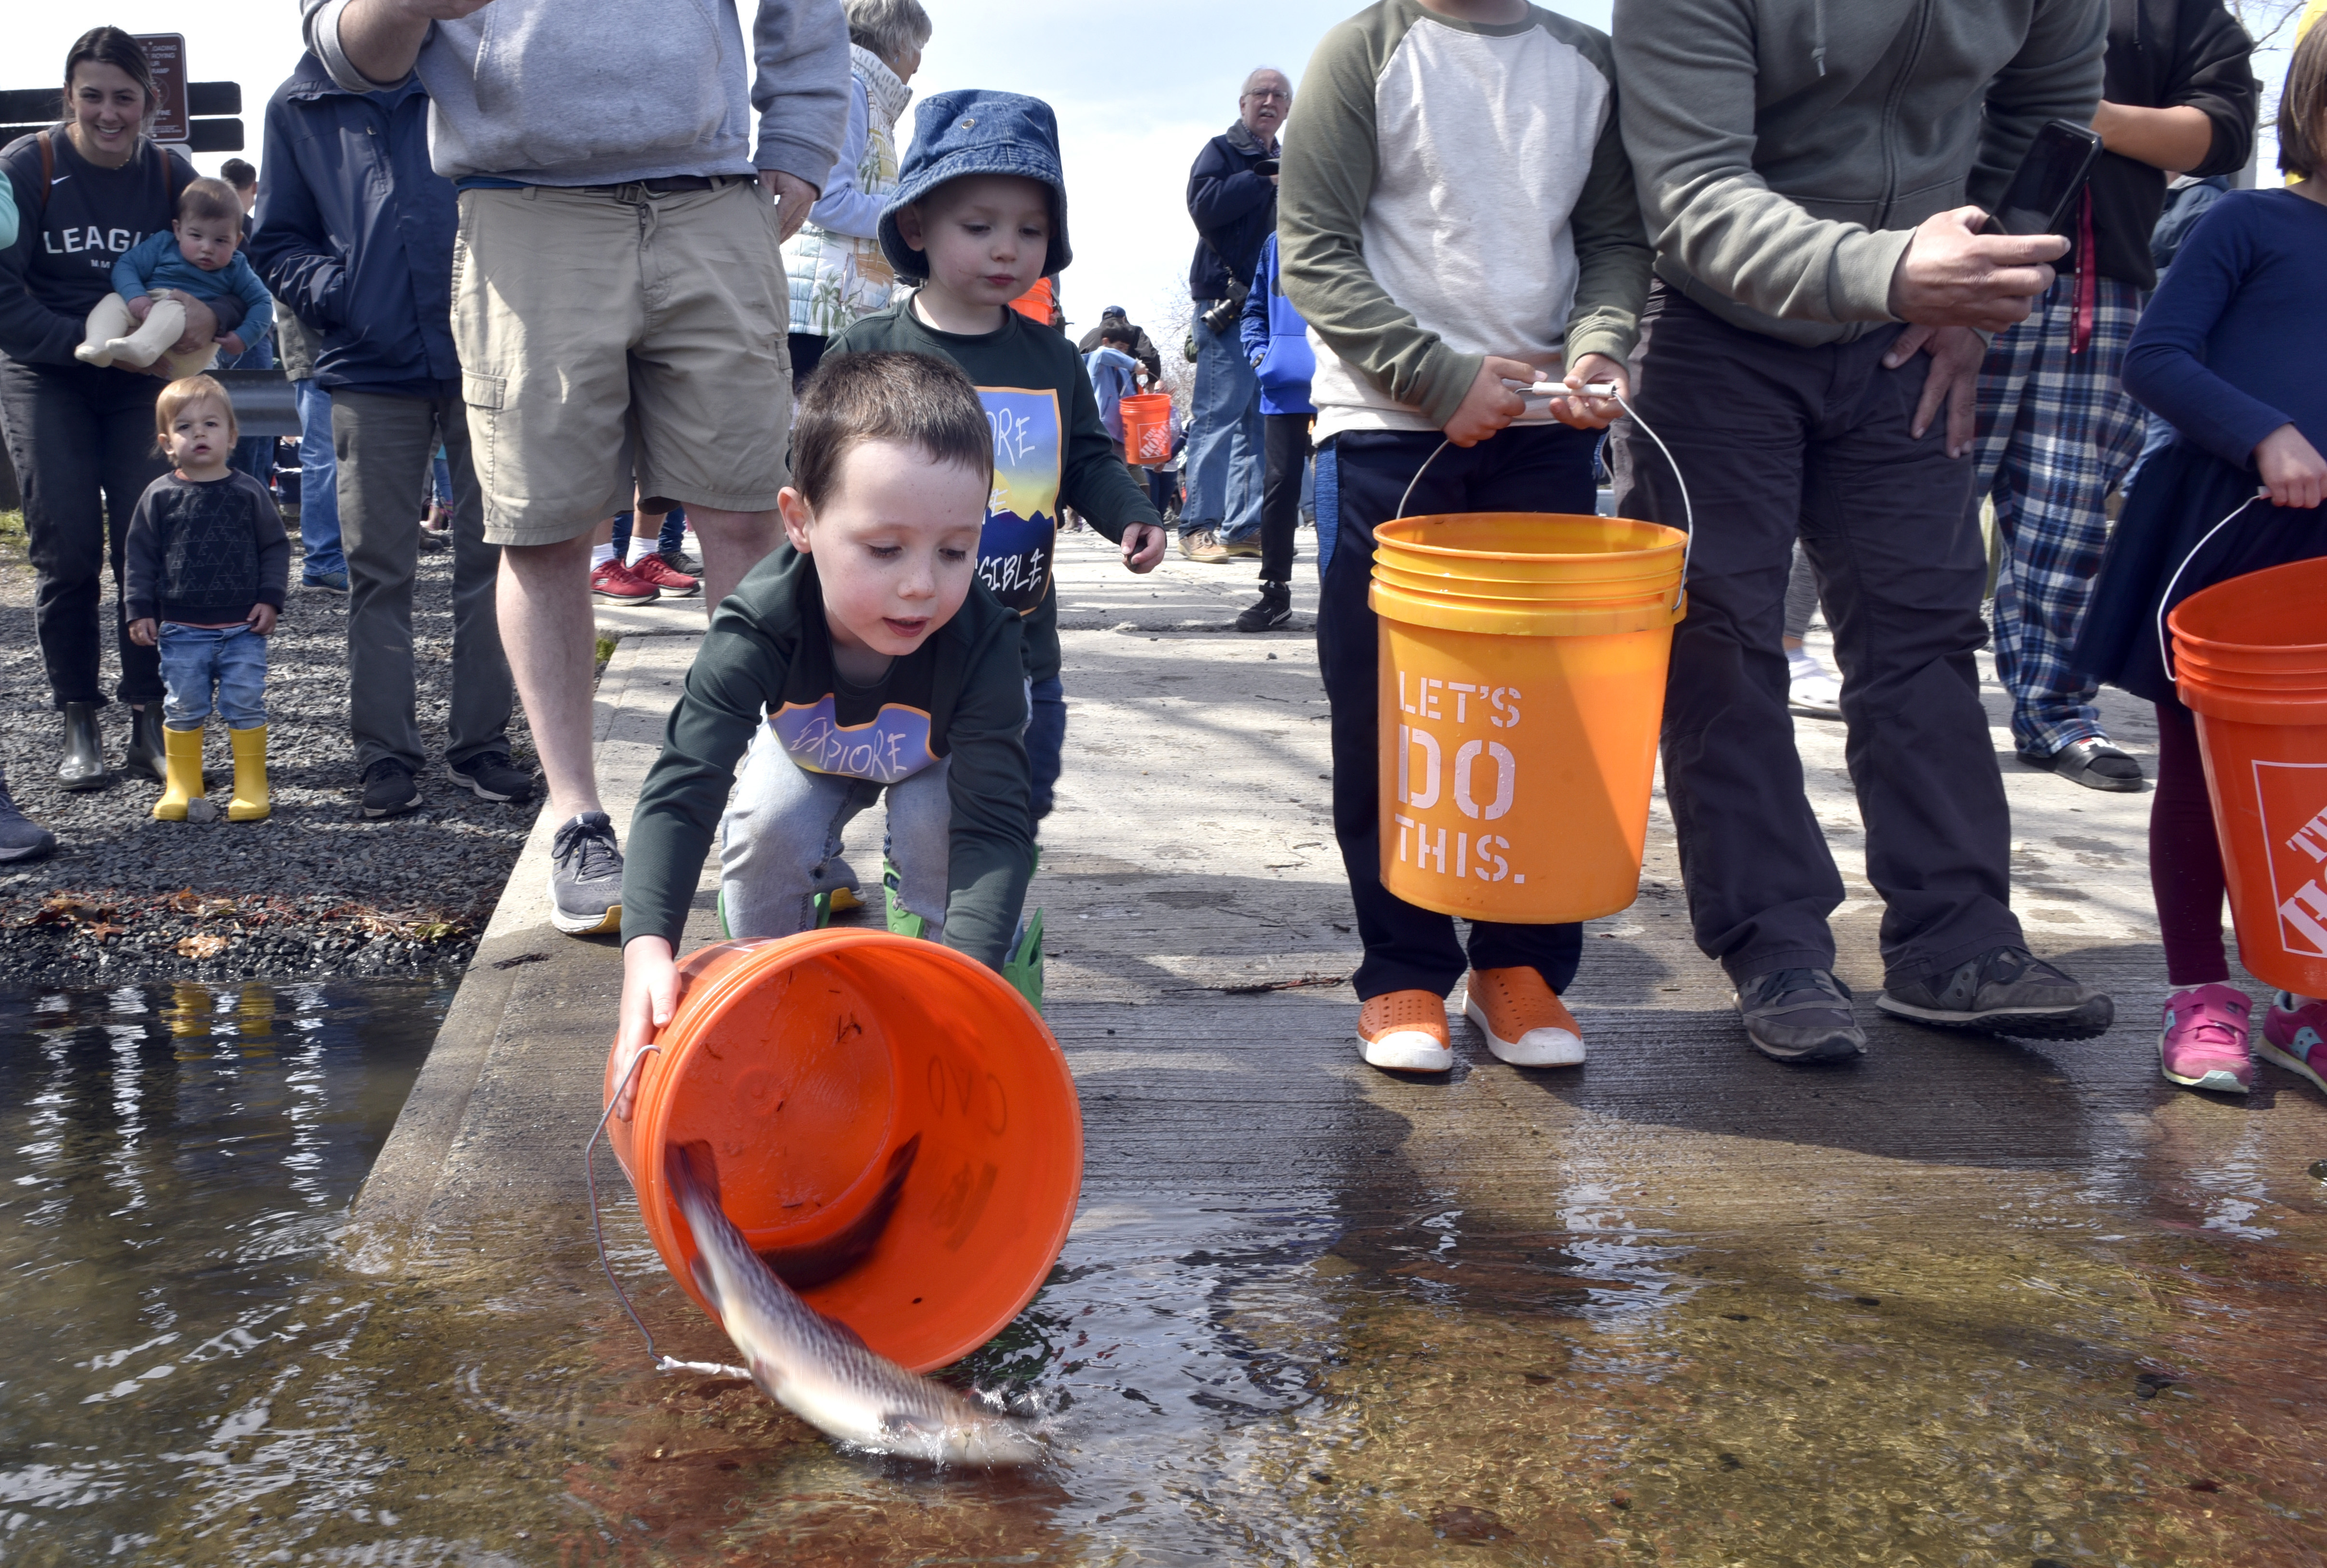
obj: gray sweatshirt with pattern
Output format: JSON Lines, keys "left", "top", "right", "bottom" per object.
{"left": 301, "top": 0, "right": 850, "bottom": 189}
{"left": 1611, "top": 0, "right": 2106, "bottom": 346}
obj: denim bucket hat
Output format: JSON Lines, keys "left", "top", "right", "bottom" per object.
{"left": 878, "top": 90, "right": 1072, "bottom": 286}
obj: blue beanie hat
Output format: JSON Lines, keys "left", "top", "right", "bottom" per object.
{"left": 878, "top": 90, "right": 1072, "bottom": 286}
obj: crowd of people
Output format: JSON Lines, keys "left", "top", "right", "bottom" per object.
{"left": 1, "top": 0, "right": 2323, "bottom": 1102}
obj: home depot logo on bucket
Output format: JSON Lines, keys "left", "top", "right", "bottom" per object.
{"left": 2265, "top": 768, "right": 2327, "bottom": 957}
{"left": 1391, "top": 671, "right": 1524, "bottom": 888}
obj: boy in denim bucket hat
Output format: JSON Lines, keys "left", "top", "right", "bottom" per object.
{"left": 824, "top": 91, "right": 1168, "bottom": 853}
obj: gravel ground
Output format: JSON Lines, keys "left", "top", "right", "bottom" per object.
{"left": 0, "top": 517, "right": 539, "bottom": 986}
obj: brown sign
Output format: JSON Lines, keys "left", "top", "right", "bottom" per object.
{"left": 135, "top": 33, "right": 189, "bottom": 143}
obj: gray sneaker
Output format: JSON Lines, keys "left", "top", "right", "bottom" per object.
{"left": 1735, "top": 968, "right": 1867, "bottom": 1063}
{"left": 0, "top": 766, "right": 56, "bottom": 864}
{"left": 1876, "top": 946, "right": 2114, "bottom": 1039}
{"left": 549, "top": 811, "right": 623, "bottom": 936}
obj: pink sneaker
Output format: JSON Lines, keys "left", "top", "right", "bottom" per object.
{"left": 2258, "top": 992, "right": 2327, "bottom": 1094}
{"left": 2158, "top": 984, "right": 2253, "bottom": 1093}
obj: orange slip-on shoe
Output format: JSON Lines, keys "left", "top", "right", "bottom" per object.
{"left": 1463, "top": 967, "right": 1585, "bottom": 1066}
{"left": 1359, "top": 990, "right": 1453, "bottom": 1073}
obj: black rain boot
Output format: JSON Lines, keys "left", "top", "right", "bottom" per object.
{"left": 124, "top": 703, "right": 167, "bottom": 784}
{"left": 1236, "top": 580, "right": 1292, "bottom": 633}
{"left": 58, "top": 702, "right": 107, "bottom": 791}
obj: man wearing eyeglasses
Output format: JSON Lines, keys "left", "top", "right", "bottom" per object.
{"left": 1181, "top": 68, "right": 1292, "bottom": 565}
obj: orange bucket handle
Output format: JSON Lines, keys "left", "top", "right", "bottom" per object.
{"left": 1391, "top": 385, "right": 1695, "bottom": 610}
{"left": 2157, "top": 488, "right": 2270, "bottom": 682}
{"left": 585, "top": 1045, "right": 749, "bottom": 1381}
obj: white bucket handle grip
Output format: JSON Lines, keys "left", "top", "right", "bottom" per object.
{"left": 1392, "top": 382, "right": 1693, "bottom": 609}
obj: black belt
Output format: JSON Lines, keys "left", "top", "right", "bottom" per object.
{"left": 574, "top": 174, "right": 736, "bottom": 198}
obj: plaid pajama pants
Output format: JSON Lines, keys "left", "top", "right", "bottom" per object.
{"left": 1970, "top": 273, "right": 2147, "bottom": 757}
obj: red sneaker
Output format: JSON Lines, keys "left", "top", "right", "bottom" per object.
{"left": 590, "top": 558, "right": 659, "bottom": 603}
{"left": 629, "top": 552, "right": 701, "bottom": 597}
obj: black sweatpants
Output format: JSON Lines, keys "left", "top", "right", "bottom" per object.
{"left": 1611, "top": 287, "right": 2025, "bottom": 991}
{"left": 0, "top": 357, "right": 168, "bottom": 708}
{"left": 1258, "top": 411, "right": 1311, "bottom": 584}
{"left": 1316, "top": 422, "right": 1598, "bottom": 1001}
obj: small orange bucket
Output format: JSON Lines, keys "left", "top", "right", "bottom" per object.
{"left": 602, "top": 930, "right": 1082, "bottom": 1374}
{"left": 1120, "top": 393, "right": 1174, "bottom": 467}
{"left": 1373, "top": 513, "right": 1687, "bottom": 924}
{"left": 2171, "top": 555, "right": 2327, "bottom": 995}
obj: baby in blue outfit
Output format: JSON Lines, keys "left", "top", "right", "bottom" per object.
{"left": 76, "top": 176, "right": 272, "bottom": 379}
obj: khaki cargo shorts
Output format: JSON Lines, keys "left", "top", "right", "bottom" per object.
{"left": 453, "top": 179, "right": 793, "bottom": 547}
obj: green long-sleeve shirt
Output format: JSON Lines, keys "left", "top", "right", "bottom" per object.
{"left": 826, "top": 301, "right": 1164, "bottom": 682}
{"left": 620, "top": 543, "right": 1033, "bottom": 968}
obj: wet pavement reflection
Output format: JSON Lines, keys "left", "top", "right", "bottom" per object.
{"left": 6, "top": 984, "right": 2327, "bottom": 1565}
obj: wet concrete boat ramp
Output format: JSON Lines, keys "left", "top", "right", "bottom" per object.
{"left": 145, "top": 530, "right": 2327, "bottom": 1566}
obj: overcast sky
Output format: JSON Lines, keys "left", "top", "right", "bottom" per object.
{"left": 12, "top": 1, "right": 2300, "bottom": 344}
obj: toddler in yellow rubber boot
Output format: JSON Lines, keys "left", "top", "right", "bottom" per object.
{"left": 124, "top": 376, "right": 289, "bottom": 822}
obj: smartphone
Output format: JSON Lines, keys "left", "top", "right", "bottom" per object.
{"left": 1252, "top": 158, "right": 1281, "bottom": 178}
{"left": 1981, "top": 119, "right": 2104, "bottom": 238}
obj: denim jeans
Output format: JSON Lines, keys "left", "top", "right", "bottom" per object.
{"left": 291, "top": 378, "right": 344, "bottom": 578}
{"left": 1184, "top": 304, "right": 1263, "bottom": 541}
{"left": 609, "top": 505, "right": 688, "bottom": 561}
{"left": 159, "top": 621, "right": 267, "bottom": 729}
{"left": 219, "top": 335, "right": 276, "bottom": 487}
{"left": 1026, "top": 673, "right": 1065, "bottom": 832}
{"left": 718, "top": 729, "right": 951, "bottom": 941}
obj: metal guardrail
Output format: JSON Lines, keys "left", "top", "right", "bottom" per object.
{"left": 209, "top": 369, "right": 300, "bottom": 440}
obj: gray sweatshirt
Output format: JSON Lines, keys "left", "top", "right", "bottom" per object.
{"left": 1611, "top": 0, "right": 2107, "bottom": 347}
{"left": 302, "top": 0, "right": 850, "bottom": 190}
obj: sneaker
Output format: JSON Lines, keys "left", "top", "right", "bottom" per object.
{"left": 1236, "top": 581, "right": 1292, "bottom": 633}
{"left": 657, "top": 548, "right": 704, "bottom": 577}
{"left": 1178, "top": 527, "right": 1233, "bottom": 564}
{"left": 448, "top": 752, "right": 537, "bottom": 803}
{"left": 1219, "top": 531, "right": 1264, "bottom": 559}
{"left": 1735, "top": 968, "right": 1867, "bottom": 1062}
{"left": 2158, "top": 983, "right": 2253, "bottom": 1094}
{"left": 590, "top": 559, "right": 660, "bottom": 604}
{"left": 2258, "top": 991, "right": 2327, "bottom": 1094}
{"left": 303, "top": 569, "right": 349, "bottom": 593}
{"left": 1358, "top": 990, "right": 1453, "bottom": 1073}
{"left": 1462, "top": 966, "right": 1584, "bottom": 1066}
{"left": 1875, "top": 946, "right": 2114, "bottom": 1039}
{"left": 0, "top": 767, "right": 57, "bottom": 864}
{"left": 628, "top": 553, "right": 701, "bottom": 597}
{"left": 1787, "top": 649, "right": 1843, "bottom": 719}
{"left": 549, "top": 811, "right": 623, "bottom": 936}
{"left": 360, "top": 758, "right": 422, "bottom": 818}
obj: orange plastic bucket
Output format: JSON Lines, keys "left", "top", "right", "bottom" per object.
{"left": 1120, "top": 393, "right": 1174, "bottom": 467}
{"left": 1372, "top": 514, "right": 1686, "bottom": 924}
{"left": 2170, "top": 555, "right": 2327, "bottom": 995}
{"left": 603, "top": 930, "right": 1083, "bottom": 1374}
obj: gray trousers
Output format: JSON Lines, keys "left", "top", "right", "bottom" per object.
{"left": 332, "top": 388, "right": 512, "bottom": 775}
{"left": 1613, "top": 288, "right": 2024, "bottom": 991}
{"left": 718, "top": 724, "right": 950, "bottom": 941}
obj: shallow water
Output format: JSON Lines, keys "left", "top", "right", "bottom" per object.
{"left": 7, "top": 982, "right": 2327, "bottom": 1566}
{"left": 0, "top": 981, "right": 448, "bottom": 1563}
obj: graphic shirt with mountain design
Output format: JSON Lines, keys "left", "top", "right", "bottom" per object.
{"left": 825, "top": 300, "right": 1165, "bottom": 683}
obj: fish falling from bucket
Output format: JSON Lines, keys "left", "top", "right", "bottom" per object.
{"left": 664, "top": 1140, "right": 1041, "bottom": 1465}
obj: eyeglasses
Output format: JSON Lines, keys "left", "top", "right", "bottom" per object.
{"left": 1246, "top": 88, "right": 1290, "bottom": 102}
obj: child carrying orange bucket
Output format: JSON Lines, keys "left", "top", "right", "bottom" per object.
{"left": 1278, "top": 0, "right": 1652, "bottom": 1073}
{"left": 2070, "top": 25, "right": 2327, "bottom": 1095}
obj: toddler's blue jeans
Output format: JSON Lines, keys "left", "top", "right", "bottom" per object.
{"left": 159, "top": 621, "right": 267, "bottom": 729}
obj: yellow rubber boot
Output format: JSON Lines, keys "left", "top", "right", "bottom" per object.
{"left": 152, "top": 726, "right": 205, "bottom": 821}
{"left": 227, "top": 725, "right": 270, "bottom": 821}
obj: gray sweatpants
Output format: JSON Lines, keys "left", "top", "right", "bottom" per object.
{"left": 718, "top": 725, "right": 950, "bottom": 941}
{"left": 1613, "top": 287, "right": 2025, "bottom": 992}
{"left": 333, "top": 388, "right": 512, "bottom": 775}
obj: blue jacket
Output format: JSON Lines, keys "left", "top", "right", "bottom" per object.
{"left": 111, "top": 230, "right": 275, "bottom": 347}
{"left": 245, "top": 53, "right": 457, "bottom": 399}
{"left": 1239, "top": 233, "right": 1313, "bottom": 417}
